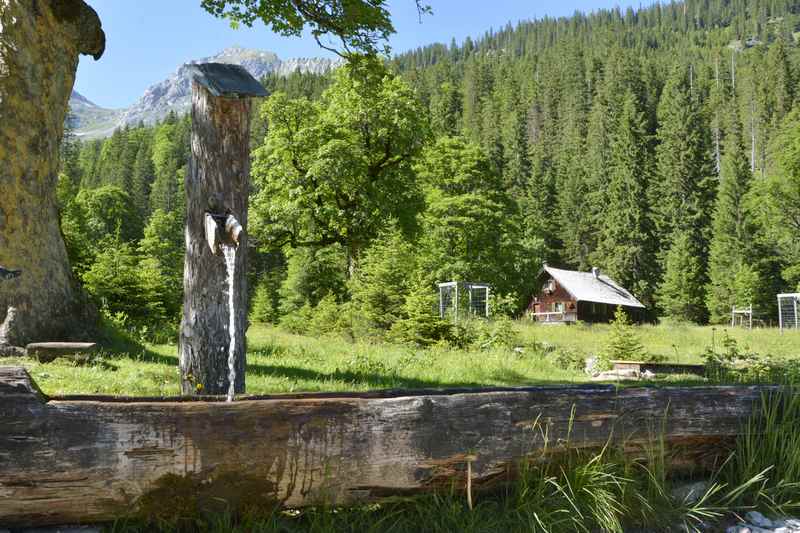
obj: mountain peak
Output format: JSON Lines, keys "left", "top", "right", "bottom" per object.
{"left": 70, "top": 90, "right": 98, "bottom": 108}
{"left": 71, "top": 47, "right": 340, "bottom": 138}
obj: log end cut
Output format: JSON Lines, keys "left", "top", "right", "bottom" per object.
{"left": 0, "top": 366, "right": 46, "bottom": 403}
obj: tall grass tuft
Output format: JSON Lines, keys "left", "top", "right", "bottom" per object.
{"left": 721, "top": 388, "right": 800, "bottom": 514}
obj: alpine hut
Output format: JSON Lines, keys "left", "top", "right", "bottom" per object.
{"left": 528, "top": 264, "right": 645, "bottom": 324}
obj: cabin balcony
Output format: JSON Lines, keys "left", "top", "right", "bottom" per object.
{"left": 529, "top": 311, "right": 578, "bottom": 324}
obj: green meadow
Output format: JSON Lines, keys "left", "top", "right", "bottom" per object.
{"left": 5, "top": 321, "right": 798, "bottom": 397}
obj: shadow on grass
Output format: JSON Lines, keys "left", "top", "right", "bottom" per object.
{"left": 96, "top": 323, "right": 178, "bottom": 367}
{"left": 245, "top": 362, "right": 585, "bottom": 392}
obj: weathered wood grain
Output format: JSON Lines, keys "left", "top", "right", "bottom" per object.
{"left": 179, "top": 79, "right": 255, "bottom": 395}
{"left": 610, "top": 360, "right": 706, "bottom": 377}
{"left": 26, "top": 342, "right": 97, "bottom": 363}
{"left": 0, "top": 366, "right": 774, "bottom": 526}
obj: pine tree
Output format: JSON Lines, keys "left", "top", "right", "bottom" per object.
{"left": 131, "top": 137, "right": 155, "bottom": 220}
{"left": 706, "top": 112, "right": 760, "bottom": 323}
{"left": 656, "top": 232, "right": 707, "bottom": 322}
{"left": 348, "top": 226, "right": 417, "bottom": 332}
{"left": 599, "top": 306, "right": 647, "bottom": 367}
{"left": 389, "top": 275, "right": 451, "bottom": 347}
{"left": 592, "top": 90, "right": 656, "bottom": 306}
{"left": 653, "top": 64, "right": 714, "bottom": 320}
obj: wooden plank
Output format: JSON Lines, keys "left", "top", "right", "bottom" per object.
{"left": 611, "top": 360, "right": 706, "bottom": 377}
{"left": 0, "top": 366, "right": 773, "bottom": 527}
{"left": 25, "top": 342, "right": 97, "bottom": 363}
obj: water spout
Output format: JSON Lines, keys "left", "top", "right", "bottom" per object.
{"left": 222, "top": 244, "right": 237, "bottom": 402}
{"left": 204, "top": 212, "right": 243, "bottom": 255}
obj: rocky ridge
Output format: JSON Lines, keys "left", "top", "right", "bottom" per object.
{"left": 70, "top": 46, "right": 340, "bottom": 138}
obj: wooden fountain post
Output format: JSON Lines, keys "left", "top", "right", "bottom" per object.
{"left": 179, "top": 63, "right": 267, "bottom": 396}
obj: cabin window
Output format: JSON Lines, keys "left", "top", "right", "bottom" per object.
{"left": 554, "top": 302, "right": 565, "bottom": 312}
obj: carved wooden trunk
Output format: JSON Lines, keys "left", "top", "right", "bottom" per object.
{"left": 179, "top": 64, "right": 266, "bottom": 396}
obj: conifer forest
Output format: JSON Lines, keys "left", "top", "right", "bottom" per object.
{"left": 59, "top": 0, "right": 800, "bottom": 339}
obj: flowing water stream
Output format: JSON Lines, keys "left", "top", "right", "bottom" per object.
{"left": 222, "top": 244, "right": 237, "bottom": 402}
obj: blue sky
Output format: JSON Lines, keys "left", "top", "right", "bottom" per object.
{"left": 76, "top": 0, "right": 643, "bottom": 109}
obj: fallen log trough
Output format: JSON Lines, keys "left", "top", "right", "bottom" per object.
{"left": 0, "top": 366, "right": 776, "bottom": 527}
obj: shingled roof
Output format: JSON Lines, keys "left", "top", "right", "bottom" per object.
{"left": 187, "top": 63, "right": 268, "bottom": 98}
{"left": 542, "top": 265, "right": 645, "bottom": 309}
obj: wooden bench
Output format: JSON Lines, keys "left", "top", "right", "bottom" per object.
{"left": 25, "top": 342, "right": 97, "bottom": 363}
{"left": 610, "top": 360, "right": 706, "bottom": 377}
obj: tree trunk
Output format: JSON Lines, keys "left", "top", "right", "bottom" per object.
{"left": 179, "top": 82, "right": 251, "bottom": 395}
{"left": 0, "top": 0, "right": 104, "bottom": 346}
{"left": 0, "top": 366, "right": 779, "bottom": 527}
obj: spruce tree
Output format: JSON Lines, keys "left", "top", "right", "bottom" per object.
{"left": 430, "top": 81, "right": 462, "bottom": 137}
{"left": 131, "top": 137, "right": 155, "bottom": 221}
{"left": 149, "top": 122, "right": 183, "bottom": 214}
{"left": 599, "top": 306, "right": 647, "bottom": 367}
{"left": 653, "top": 64, "right": 713, "bottom": 243}
{"left": 556, "top": 89, "right": 592, "bottom": 270}
{"left": 584, "top": 94, "right": 612, "bottom": 257}
{"left": 348, "top": 226, "right": 417, "bottom": 332}
{"left": 706, "top": 112, "right": 759, "bottom": 323}
{"left": 389, "top": 275, "right": 451, "bottom": 347}
{"left": 592, "top": 90, "right": 656, "bottom": 306}
{"left": 656, "top": 232, "right": 707, "bottom": 322}
{"left": 653, "top": 64, "right": 714, "bottom": 321}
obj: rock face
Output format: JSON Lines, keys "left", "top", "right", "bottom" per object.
{"left": 0, "top": 0, "right": 104, "bottom": 346}
{"left": 66, "top": 89, "right": 121, "bottom": 137}
{"left": 70, "top": 47, "right": 341, "bottom": 137}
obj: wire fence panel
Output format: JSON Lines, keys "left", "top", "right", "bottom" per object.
{"left": 778, "top": 293, "right": 800, "bottom": 332}
{"left": 438, "top": 282, "right": 490, "bottom": 321}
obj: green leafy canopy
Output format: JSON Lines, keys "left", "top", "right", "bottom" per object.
{"left": 200, "top": 0, "right": 431, "bottom": 56}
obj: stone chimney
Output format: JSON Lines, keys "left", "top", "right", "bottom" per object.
{"left": 592, "top": 267, "right": 600, "bottom": 279}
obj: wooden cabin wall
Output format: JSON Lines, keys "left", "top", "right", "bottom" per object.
{"left": 529, "top": 277, "right": 576, "bottom": 314}
{"left": 576, "top": 302, "right": 645, "bottom": 324}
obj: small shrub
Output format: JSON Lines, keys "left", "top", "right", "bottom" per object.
{"left": 447, "top": 320, "right": 478, "bottom": 349}
{"left": 307, "top": 294, "right": 347, "bottom": 336}
{"left": 343, "top": 352, "right": 390, "bottom": 376}
{"left": 476, "top": 317, "right": 519, "bottom": 350}
{"left": 703, "top": 332, "right": 799, "bottom": 384}
{"left": 489, "top": 292, "right": 520, "bottom": 318}
{"left": 554, "top": 347, "right": 586, "bottom": 371}
{"left": 279, "top": 304, "right": 314, "bottom": 334}
{"left": 598, "top": 306, "right": 649, "bottom": 370}
{"left": 389, "top": 276, "right": 452, "bottom": 347}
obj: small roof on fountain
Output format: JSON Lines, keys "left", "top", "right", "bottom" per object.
{"left": 187, "top": 62, "right": 268, "bottom": 98}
